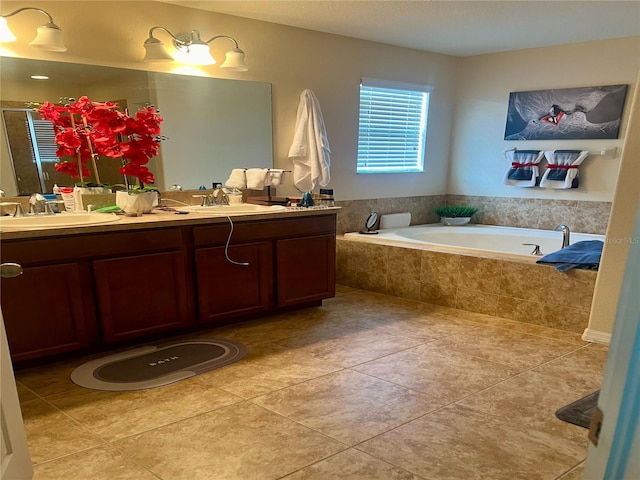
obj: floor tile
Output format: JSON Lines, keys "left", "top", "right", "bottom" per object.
{"left": 21, "top": 397, "right": 104, "bottom": 465}
{"left": 557, "top": 462, "right": 585, "bottom": 480}
{"left": 273, "top": 323, "right": 422, "bottom": 368}
{"left": 430, "top": 326, "right": 581, "bottom": 370}
{"left": 196, "top": 341, "right": 343, "bottom": 398}
{"left": 254, "top": 370, "right": 438, "bottom": 445}
{"left": 33, "top": 445, "right": 159, "bottom": 480}
{"left": 281, "top": 448, "right": 425, "bottom": 479}
{"left": 456, "top": 371, "right": 594, "bottom": 454}
{"left": 358, "top": 404, "right": 585, "bottom": 480}
{"left": 531, "top": 345, "right": 608, "bottom": 391}
{"left": 354, "top": 343, "right": 519, "bottom": 404}
{"left": 47, "top": 375, "right": 243, "bottom": 441}
{"left": 113, "top": 402, "right": 345, "bottom": 480}
{"left": 16, "top": 381, "right": 39, "bottom": 402}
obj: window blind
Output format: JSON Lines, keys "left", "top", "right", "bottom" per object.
{"left": 357, "top": 78, "right": 431, "bottom": 174}
{"left": 30, "top": 119, "right": 59, "bottom": 163}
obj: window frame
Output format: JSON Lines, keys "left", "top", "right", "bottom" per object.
{"left": 356, "top": 77, "right": 432, "bottom": 174}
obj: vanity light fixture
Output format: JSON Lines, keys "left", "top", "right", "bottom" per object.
{"left": 0, "top": 7, "right": 67, "bottom": 52}
{"left": 142, "top": 26, "right": 248, "bottom": 71}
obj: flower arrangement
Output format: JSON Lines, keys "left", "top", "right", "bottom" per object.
{"left": 36, "top": 96, "right": 162, "bottom": 186}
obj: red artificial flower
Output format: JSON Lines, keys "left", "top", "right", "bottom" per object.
{"left": 37, "top": 97, "right": 162, "bottom": 184}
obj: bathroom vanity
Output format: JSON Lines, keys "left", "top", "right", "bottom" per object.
{"left": 0, "top": 209, "right": 337, "bottom": 364}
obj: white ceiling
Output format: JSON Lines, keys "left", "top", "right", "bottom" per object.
{"left": 157, "top": 0, "right": 640, "bottom": 56}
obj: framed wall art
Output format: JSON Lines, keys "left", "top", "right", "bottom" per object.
{"left": 504, "top": 84, "right": 628, "bottom": 140}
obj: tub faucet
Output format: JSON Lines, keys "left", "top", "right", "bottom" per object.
{"left": 554, "top": 224, "right": 570, "bottom": 248}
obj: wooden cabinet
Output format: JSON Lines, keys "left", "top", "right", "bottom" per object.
{"left": 276, "top": 234, "right": 336, "bottom": 307}
{"left": 195, "top": 242, "right": 273, "bottom": 324}
{"left": 93, "top": 251, "right": 193, "bottom": 342}
{"left": 0, "top": 212, "right": 336, "bottom": 363}
{"left": 0, "top": 263, "right": 96, "bottom": 363}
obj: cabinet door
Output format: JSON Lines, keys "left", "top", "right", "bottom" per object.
{"left": 1, "top": 263, "right": 94, "bottom": 362}
{"left": 93, "top": 251, "right": 194, "bottom": 343}
{"left": 276, "top": 234, "right": 336, "bottom": 307}
{"left": 196, "top": 242, "right": 273, "bottom": 324}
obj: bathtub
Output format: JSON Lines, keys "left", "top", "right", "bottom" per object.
{"left": 343, "top": 223, "right": 605, "bottom": 260}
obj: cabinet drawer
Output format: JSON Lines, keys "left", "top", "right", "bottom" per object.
{"left": 1, "top": 228, "right": 186, "bottom": 265}
{"left": 193, "top": 214, "right": 336, "bottom": 247}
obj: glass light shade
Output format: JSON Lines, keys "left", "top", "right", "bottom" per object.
{"left": 220, "top": 48, "right": 248, "bottom": 71}
{"left": 143, "top": 37, "right": 173, "bottom": 62}
{"left": 0, "top": 17, "right": 17, "bottom": 42}
{"left": 182, "top": 41, "right": 216, "bottom": 65}
{"left": 28, "top": 23, "right": 67, "bottom": 52}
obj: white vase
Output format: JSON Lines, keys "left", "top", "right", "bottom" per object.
{"left": 441, "top": 216, "right": 471, "bottom": 226}
{"left": 115, "top": 191, "right": 158, "bottom": 215}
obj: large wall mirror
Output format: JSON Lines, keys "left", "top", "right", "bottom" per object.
{"left": 0, "top": 57, "right": 273, "bottom": 195}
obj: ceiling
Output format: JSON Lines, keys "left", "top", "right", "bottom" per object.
{"left": 157, "top": 1, "right": 640, "bottom": 56}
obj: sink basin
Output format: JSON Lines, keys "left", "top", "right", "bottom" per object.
{"left": 0, "top": 212, "right": 121, "bottom": 231}
{"left": 183, "top": 204, "right": 287, "bottom": 215}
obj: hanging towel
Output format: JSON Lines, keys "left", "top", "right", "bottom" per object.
{"left": 245, "top": 168, "right": 268, "bottom": 190}
{"left": 540, "top": 150, "right": 589, "bottom": 189}
{"left": 225, "top": 169, "right": 247, "bottom": 189}
{"left": 502, "top": 150, "right": 544, "bottom": 187}
{"left": 266, "top": 169, "right": 285, "bottom": 187}
{"left": 536, "top": 240, "right": 604, "bottom": 272}
{"left": 288, "top": 89, "right": 331, "bottom": 192}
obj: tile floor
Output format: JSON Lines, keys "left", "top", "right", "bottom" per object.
{"left": 16, "top": 286, "right": 608, "bottom": 480}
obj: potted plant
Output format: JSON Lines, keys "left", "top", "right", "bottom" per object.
{"left": 433, "top": 205, "right": 478, "bottom": 225}
{"left": 37, "top": 96, "right": 162, "bottom": 214}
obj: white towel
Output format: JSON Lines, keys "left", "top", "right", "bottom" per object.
{"left": 246, "top": 168, "right": 268, "bottom": 190}
{"left": 502, "top": 150, "right": 544, "bottom": 187}
{"left": 288, "top": 89, "right": 331, "bottom": 192}
{"left": 540, "top": 150, "right": 589, "bottom": 189}
{"left": 266, "top": 169, "right": 285, "bottom": 187}
{"left": 225, "top": 169, "right": 247, "bottom": 189}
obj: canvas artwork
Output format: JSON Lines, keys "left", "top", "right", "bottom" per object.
{"left": 504, "top": 85, "right": 628, "bottom": 140}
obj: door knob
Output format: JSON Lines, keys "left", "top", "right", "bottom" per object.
{"left": 0, "top": 263, "right": 23, "bottom": 278}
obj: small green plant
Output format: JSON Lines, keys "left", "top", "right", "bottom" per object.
{"left": 433, "top": 205, "right": 478, "bottom": 218}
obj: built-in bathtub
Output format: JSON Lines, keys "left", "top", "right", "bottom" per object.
{"left": 337, "top": 224, "right": 603, "bottom": 333}
{"left": 344, "top": 224, "right": 605, "bottom": 261}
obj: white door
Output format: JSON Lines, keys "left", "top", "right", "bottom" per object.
{"left": 0, "top": 262, "right": 33, "bottom": 480}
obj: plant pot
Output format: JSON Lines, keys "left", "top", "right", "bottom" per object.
{"left": 115, "top": 191, "right": 158, "bottom": 215}
{"left": 440, "top": 216, "right": 471, "bottom": 226}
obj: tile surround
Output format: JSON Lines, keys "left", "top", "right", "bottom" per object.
{"left": 18, "top": 288, "right": 604, "bottom": 479}
{"left": 336, "top": 194, "right": 611, "bottom": 234}
{"left": 337, "top": 238, "right": 598, "bottom": 333}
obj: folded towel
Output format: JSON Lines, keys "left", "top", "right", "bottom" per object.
{"left": 225, "top": 169, "right": 247, "bottom": 189}
{"left": 536, "top": 240, "right": 604, "bottom": 272}
{"left": 246, "top": 168, "right": 268, "bottom": 190}
{"left": 502, "top": 150, "right": 544, "bottom": 187}
{"left": 540, "top": 150, "right": 589, "bottom": 189}
{"left": 266, "top": 169, "right": 285, "bottom": 187}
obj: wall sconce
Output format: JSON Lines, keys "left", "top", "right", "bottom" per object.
{"left": 143, "top": 26, "right": 248, "bottom": 71}
{"left": 0, "top": 7, "right": 67, "bottom": 52}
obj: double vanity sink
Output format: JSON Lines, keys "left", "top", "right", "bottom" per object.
{"left": 0, "top": 204, "right": 286, "bottom": 232}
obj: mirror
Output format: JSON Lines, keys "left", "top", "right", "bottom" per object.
{"left": 0, "top": 57, "right": 273, "bottom": 195}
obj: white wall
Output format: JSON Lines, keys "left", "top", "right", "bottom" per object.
{"left": 450, "top": 37, "right": 640, "bottom": 201}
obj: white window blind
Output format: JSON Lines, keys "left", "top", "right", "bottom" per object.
{"left": 357, "top": 77, "right": 431, "bottom": 174}
{"left": 30, "top": 119, "right": 59, "bottom": 163}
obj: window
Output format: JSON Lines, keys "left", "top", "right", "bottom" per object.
{"left": 356, "top": 77, "right": 431, "bottom": 174}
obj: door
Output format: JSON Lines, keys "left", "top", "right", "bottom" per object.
{"left": 0, "top": 263, "right": 33, "bottom": 480}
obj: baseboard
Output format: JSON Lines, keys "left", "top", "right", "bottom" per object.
{"left": 581, "top": 328, "right": 612, "bottom": 345}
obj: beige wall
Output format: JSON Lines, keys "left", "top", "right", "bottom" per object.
{"left": 0, "top": 0, "right": 456, "bottom": 200}
{"left": 587, "top": 75, "right": 640, "bottom": 340}
{"left": 451, "top": 37, "right": 640, "bottom": 201}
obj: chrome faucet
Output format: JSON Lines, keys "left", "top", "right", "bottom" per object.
{"left": 212, "top": 185, "right": 229, "bottom": 205}
{"left": 0, "top": 202, "right": 26, "bottom": 217}
{"left": 29, "top": 193, "right": 47, "bottom": 214}
{"left": 554, "top": 224, "right": 571, "bottom": 248}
